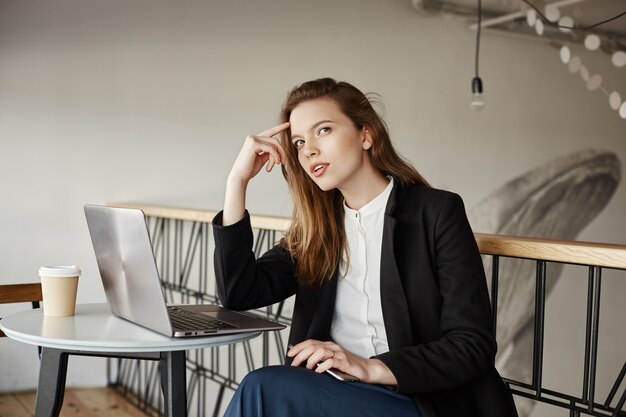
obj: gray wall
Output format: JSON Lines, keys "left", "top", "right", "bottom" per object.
{"left": 1, "top": 0, "right": 625, "bottom": 415}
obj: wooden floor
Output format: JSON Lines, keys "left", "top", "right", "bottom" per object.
{"left": 0, "top": 387, "right": 155, "bottom": 417}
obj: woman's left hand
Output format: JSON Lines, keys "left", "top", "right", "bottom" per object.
{"left": 287, "top": 340, "right": 397, "bottom": 385}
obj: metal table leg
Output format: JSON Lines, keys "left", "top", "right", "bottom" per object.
{"left": 32, "top": 347, "right": 187, "bottom": 417}
{"left": 34, "top": 347, "right": 68, "bottom": 417}
{"left": 160, "top": 350, "right": 188, "bottom": 417}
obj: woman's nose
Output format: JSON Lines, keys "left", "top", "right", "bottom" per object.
{"left": 303, "top": 141, "right": 319, "bottom": 158}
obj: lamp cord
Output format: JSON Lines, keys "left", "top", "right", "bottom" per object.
{"left": 475, "top": 0, "right": 481, "bottom": 77}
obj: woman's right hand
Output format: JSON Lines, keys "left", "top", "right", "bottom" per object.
{"left": 228, "top": 122, "right": 290, "bottom": 184}
{"left": 222, "top": 122, "right": 290, "bottom": 226}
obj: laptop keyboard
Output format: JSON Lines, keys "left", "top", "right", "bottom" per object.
{"left": 167, "top": 306, "right": 236, "bottom": 331}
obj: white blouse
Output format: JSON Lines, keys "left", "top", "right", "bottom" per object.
{"left": 330, "top": 178, "right": 394, "bottom": 359}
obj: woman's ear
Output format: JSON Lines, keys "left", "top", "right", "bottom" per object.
{"left": 362, "top": 127, "right": 373, "bottom": 150}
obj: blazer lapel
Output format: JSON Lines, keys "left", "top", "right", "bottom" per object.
{"left": 380, "top": 186, "right": 414, "bottom": 349}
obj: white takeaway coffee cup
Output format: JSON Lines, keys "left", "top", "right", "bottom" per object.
{"left": 39, "top": 265, "right": 81, "bottom": 317}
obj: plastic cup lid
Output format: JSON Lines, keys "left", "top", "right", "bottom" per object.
{"left": 39, "top": 265, "right": 81, "bottom": 277}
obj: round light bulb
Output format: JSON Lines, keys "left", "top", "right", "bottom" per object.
{"left": 560, "top": 45, "right": 571, "bottom": 64}
{"left": 527, "top": 9, "right": 537, "bottom": 27}
{"left": 470, "top": 94, "right": 485, "bottom": 111}
{"left": 470, "top": 77, "right": 485, "bottom": 111}
{"left": 620, "top": 102, "right": 626, "bottom": 119}
{"left": 612, "top": 51, "right": 626, "bottom": 68}
{"left": 579, "top": 65, "right": 589, "bottom": 81}
{"left": 558, "top": 16, "right": 573, "bottom": 33}
{"left": 568, "top": 56, "right": 581, "bottom": 73}
{"left": 584, "top": 34, "right": 601, "bottom": 51}
{"left": 545, "top": 5, "right": 560, "bottom": 22}
{"left": 586, "top": 74, "right": 602, "bottom": 91}
{"left": 609, "top": 92, "right": 621, "bottom": 111}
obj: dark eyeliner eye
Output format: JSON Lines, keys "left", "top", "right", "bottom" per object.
{"left": 293, "top": 139, "right": 305, "bottom": 149}
{"left": 318, "top": 127, "right": 330, "bottom": 135}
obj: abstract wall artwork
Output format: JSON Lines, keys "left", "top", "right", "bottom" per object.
{"left": 468, "top": 149, "right": 622, "bottom": 416}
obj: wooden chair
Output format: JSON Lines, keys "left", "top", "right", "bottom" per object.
{"left": 0, "top": 283, "right": 43, "bottom": 337}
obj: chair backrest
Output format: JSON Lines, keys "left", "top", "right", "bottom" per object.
{"left": 0, "top": 283, "right": 43, "bottom": 337}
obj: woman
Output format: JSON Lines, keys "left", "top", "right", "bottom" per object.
{"left": 212, "top": 78, "right": 518, "bottom": 417}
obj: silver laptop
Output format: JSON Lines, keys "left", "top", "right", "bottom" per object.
{"left": 84, "top": 204, "right": 285, "bottom": 337}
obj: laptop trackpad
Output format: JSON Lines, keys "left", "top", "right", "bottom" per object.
{"left": 198, "top": 310, "right": 242, "bottom": 326}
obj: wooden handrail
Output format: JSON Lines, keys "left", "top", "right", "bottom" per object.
{"left": 109, "top": 203, "right": 291, "bottom": 232}
{"left": 111, "top": 203, "right": 626, "bottom": 270}
{"left": 475, "top": 233, "right": 626, "bottom": 269}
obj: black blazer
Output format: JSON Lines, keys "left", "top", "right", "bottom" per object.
{"left": 213, "top": 182, "right": 518, "bottom": 417}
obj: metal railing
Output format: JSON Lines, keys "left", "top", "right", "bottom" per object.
{"left": 475, "top": 234, "right": 626, "bottom": 417}
{"left": 106, "top": 203, "right": 626, "bottom": 417}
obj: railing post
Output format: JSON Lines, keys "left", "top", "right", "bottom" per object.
{"left": 582, "top": 266, "right": 602, "bottom": 410}
{"left": 532, "top": 260, "right": 547, "bottom": 397}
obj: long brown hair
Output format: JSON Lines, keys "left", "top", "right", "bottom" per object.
{"left": 279, "top": 78, "right": 429, "bottom": 287}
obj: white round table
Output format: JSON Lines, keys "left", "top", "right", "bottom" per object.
{"left": 0, "top": 303, "right": 261, "bottom": 417}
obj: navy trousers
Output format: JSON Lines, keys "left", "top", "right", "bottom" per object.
{"left": 224, "top": 365, "right": 422, "bottom": 417}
